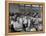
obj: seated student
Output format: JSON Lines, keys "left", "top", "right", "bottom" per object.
{"left": 13, "top": 17, "right": 23, "bottom": 32}
{"left": 26, "top": 18, "right": 31, "bottom": 32}
{"left": 30, "top": 17, "right": 36, "bottom": 31}
{"left": 34, "top": 13, "right": 42, "bottom": 31}
{"left": 37, "top": 17, "right": 42, "bottom": 31}
{"left": 23, "top": 16, "right": 28, "bottom": 32}
{"left": 10, "top": 16, "right": 15, "bottom": 32}
{"left": 34, "top": 15, "right": 41, "bottom": 31}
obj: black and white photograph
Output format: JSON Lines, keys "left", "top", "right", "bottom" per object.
{"left": 9, "top": 3, "right": 43, "bottom": 32}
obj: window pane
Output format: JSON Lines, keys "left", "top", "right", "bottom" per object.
{"left": 10, "top": 4, "right": 20, "bottom": 14}
{"left": 32, "top": 5, "right": 39, "bottom": 7}
{"left": 25, "top": 5, "right": 31, "bottom": 12}
{"left": 19, "top": 4, "right": 25, "bottom": 12}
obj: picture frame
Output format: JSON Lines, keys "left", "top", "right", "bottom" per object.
{"left": 5, "top": 1, "right": 45, "bottom": 36}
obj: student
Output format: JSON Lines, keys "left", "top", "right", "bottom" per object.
{"left": 10, "top": 20, "right": 15, "bottom": 32}
{"left": 23, "top": 16, "right": 28, "bottom": 32}
{"left": 26, "top": 18, "right": 31, "bottom": 32}
{"left": 10, "top": 16, "right": 15, "bottom": 32}
{"left": 37, "top": 16, "right": 42, "bottom": 31}
{"left": 30, "top": 17, "right": 36, "bottom": 31}
{"left": 13, "top": 17, "right": 23, "bottom": 32}
{"left": 19, "top": 17, "right": 23, "bottom": 25}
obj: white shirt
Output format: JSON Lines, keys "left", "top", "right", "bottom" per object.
{"left": 19, "top": 18, "right": 23, "bottom": 24}
{"left": 23, "top": 17, "right": 27, "bottom": 24}
{"left": 13, "top": 21, "right": 23, "bottom": 31}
